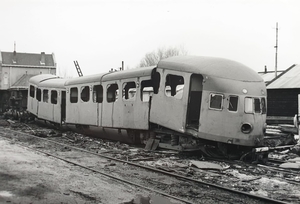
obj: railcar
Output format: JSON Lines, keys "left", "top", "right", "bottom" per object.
{"left": 28, "top": 74, "right": 67, "bottom": 124}
{"left": 27, "top": 56, "right": 267, "bottom": 157}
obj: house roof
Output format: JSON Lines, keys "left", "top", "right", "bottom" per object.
{"left": 267, "top": 64, "right": 300, "bottom": 89}
{"left": 10, "top": 74, "right": 36, "bottom": 90}
{"left": 258, "top": 71, "right": 284, "bottom": 83}
{"left": 0, "top": 51, "right": 55, "bottom": 67}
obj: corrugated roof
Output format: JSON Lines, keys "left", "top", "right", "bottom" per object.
{"left": 1, "top": 51, "right": 55, "bottom": 67}
{"left": 267, "top": 64, "right": 300, "bottom": 89}
{"left": 10, "top": 74, "right": 36, "bottom": 90}
{"left": 258, "top": 71, "right": 284, "bottom": 83}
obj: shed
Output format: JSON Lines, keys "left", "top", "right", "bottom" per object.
{"left": 266, "top": 64, "right": 300, "bottom": 123}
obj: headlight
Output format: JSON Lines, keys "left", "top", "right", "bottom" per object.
{"left": 241, "top": 123, "right": 252, "bottom": 134}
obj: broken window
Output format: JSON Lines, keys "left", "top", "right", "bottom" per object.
{"left": 261, "top": 97, "right": 266, "bottom": 114}
{"left": 30, "top": 85, "right": 35, "bottom": 98}
{"left": 254, "top": 98, "right": 261, "bottom": 113}
{"left": 107, "top": 84, "right": 118, "bottom": 103}
{"left": 93, "top": 85, "right": 103, "bottom": 103}
{"left": 165, "top": 74, "right": 184, "bottom": 99}
{"left": 123, "top": 82, "right": 136, "bottom": 101}
{"left": 141, "top": 80, "right": 153, "bottom": 102}
{"left": 228, "top": 96, "right": 238, "bottom": 112}
{"left": 70, "top": 87, "right": 78, "bottom": 103}
{"left": 209, "top": 93, "right": 223, "bottom": 110}
{"left": 51, "top": 90, "right": 57, "bottom": 104}
{"left": 81, "top": 86, "right": 90, "bottom": 102}
{"left": 43, "top": 89, "right": 49, "bottom": 103}
{"left": 36, "top": 88, "right": 42, "bottom": 102}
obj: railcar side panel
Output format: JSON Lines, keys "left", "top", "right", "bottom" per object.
{"left": 28, "top": 85, "right": 38, "bottom": 116}
{"left": 198, "top": 77, "right": 266, "bottom": 146}
{"left": 120, "top": 76, "right": 150, "bottom": 130}
{"left": 150, "top": 69, "right": 190, "bottom": 133}
{"left": 66, "top": 85, "right": 98, "bottom": 126}
{"left": 101, "top": 81, "right": 122, "bottom": 128}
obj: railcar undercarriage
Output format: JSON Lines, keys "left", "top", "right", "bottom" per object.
{"left": 141, "top": 124, "right": 296, "bottom": 164}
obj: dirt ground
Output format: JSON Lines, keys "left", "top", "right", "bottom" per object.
{"left": 0, "top": 138, "right": 144, "bottom": 204}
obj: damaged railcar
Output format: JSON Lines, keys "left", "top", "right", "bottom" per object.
{"left": 28, "top": 74, "right": 67, "bottom": 125}
{"left": 26, "top": 56, "right": 267, "bottom": 157}
{"left": 148, "top": 56, "right": 267, "bottom": 155}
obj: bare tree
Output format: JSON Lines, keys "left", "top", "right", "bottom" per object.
{"left": 139, "top": 46, "right": 188, "bottom": 67}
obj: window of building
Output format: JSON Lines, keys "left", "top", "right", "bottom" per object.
{"left": 107, "top": 84, "right": 118, "bottom": 103}
{"left": 30, "top": 85, "right": 35, "bottom": 98}
{"left": 36, "top": 88, "right": 41, "bottom": 101}
{"left": 165, "top": 74, "right": 184, "bottom": 99}
{"left": 93, "top": 85, "right": 103, "bottom": 103}
{"left": 209, "top": 93, "right": 223, "bottom": 110}
{"left": 228, "top": 96, "right": 238, "bottom": 112}
{"left": 43, "top": 89, "right": 49, "bottom": 103}
{"left": 123, "top": 82, "right": 136, "bottom": 101}
{"left": 51, "top": 90, "right": 58, "bottom": 104}
{"left": 81, "top": 86, "right": 90, "bottom": 102}
{"left": 70, "top": 87, "right": 78, "bottom": 103}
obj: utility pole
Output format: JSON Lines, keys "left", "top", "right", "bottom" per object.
{"left": 274, "top": 22, "right": 278, "bottom": 78}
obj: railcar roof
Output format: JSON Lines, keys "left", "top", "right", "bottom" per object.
{"left": 64, "top": 66, "right": 155, "bottom": 85}
{"left": 158, "top": 56, "right": 263, "bottom": 82}
{"left": 101, "top": 66, "right": 155, "bottom": 82}
{"left": 29, "top": 74, "right": 60, "bottom": 85}
{"left": 38, "top": 78, "right": 68, "bottom": 89}
{"left": 65, "top": 73, "right": 106, "bottom": 86}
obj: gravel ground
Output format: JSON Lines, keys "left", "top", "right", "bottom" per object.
{"left": 0, "top": 138, "right": 144, "bottom": 204}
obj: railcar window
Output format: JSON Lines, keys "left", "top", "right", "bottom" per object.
{"left": 36, "top": 88, "right": 42, "bottom": 102}
{"left": 70, "top": 87, "right": 78, "bottom": 103}
{"left": 107, "top": 84, "right": 118, "bottom": 103}
{"left": 123, "top": 82, "right": 136, "bottom": 101}
{"left": 254, "top": 98, "right": 261, "bottom": 113}
{"left": 261, "top": 98, "right": 266, "bottom": 114}
{"left": 165, "top": 74, "right": 184, "bottom": 99}
{"left": 81, "top": 86, "right": 90, "bottom": 102}
{"left": 244, "top": 97, "right": 253, "bottom": 113}
{"left": 209, "top": 93, "right": 223, "bottom": 110}
{"left": 30, "top": 85, "right": 35, "bottom": 98}
{"left": 51, "top": 90, "right": 57, "bottom": 104}
{"left": 140, "top": 80, "right": 153, "bottom": 102}
{"left": 228, "top": 96, "right": 238, "bottom": 111}
{"left": 43, "top": 90, "right": 49, "bottom": 103}
{"left": 93, "top": 85, "right": 103, "bottom": 103}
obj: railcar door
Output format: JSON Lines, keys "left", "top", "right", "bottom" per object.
{"left": 149, "top": 69, "right": 189, "bottom": 132}
{"left": 61, "top": 91, "right": 66, "bottom": 123}
{"left": 186, "top": 74, "right": 203, "bottom": 130}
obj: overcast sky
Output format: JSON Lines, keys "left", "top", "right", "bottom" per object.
{"left": 1, "top": 0, "right": 299, "bottom": 77}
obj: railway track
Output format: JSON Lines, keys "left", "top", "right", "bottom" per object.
{"left": 0, "top": 126, "right": 295, "bottom": 204}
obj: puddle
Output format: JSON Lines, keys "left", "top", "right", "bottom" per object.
{"left": 0, "top": 191, "right": 13, "bottom": 197}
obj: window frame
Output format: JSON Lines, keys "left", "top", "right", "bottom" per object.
{"left": 43, "top": 89, "right": 49, "bottom": 103}
{"left": 51, "top": 90, "right": 58, "bottom": 104}
{"left": 209, "top": 93, "right": 224, "bottom": 111}
{"left": 81, "top": 86, "right": 90, "bottom": 102}
{"left": 93, "top": 85, "right": 103, "bottom": 103}
{"left": 164, "top": 74, "right": 184, "bottom": 99}
{"left": 70, "top": 87, "right": 78, "bottom": 103}
{"left": 107, "top": 83, "right": 119, "bottom": 103}
{"left": 228, "top": 95, "right": 238, "bottom": 112}
{"left": 122, "top": 81, "right": 136, "bottom": 101}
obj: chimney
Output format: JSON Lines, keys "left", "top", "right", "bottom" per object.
{"left": 40, "top": 52, "right": 45, "bottom": 65}
{"left": 264, "top": 65, "right": 267, "bottom": 73}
